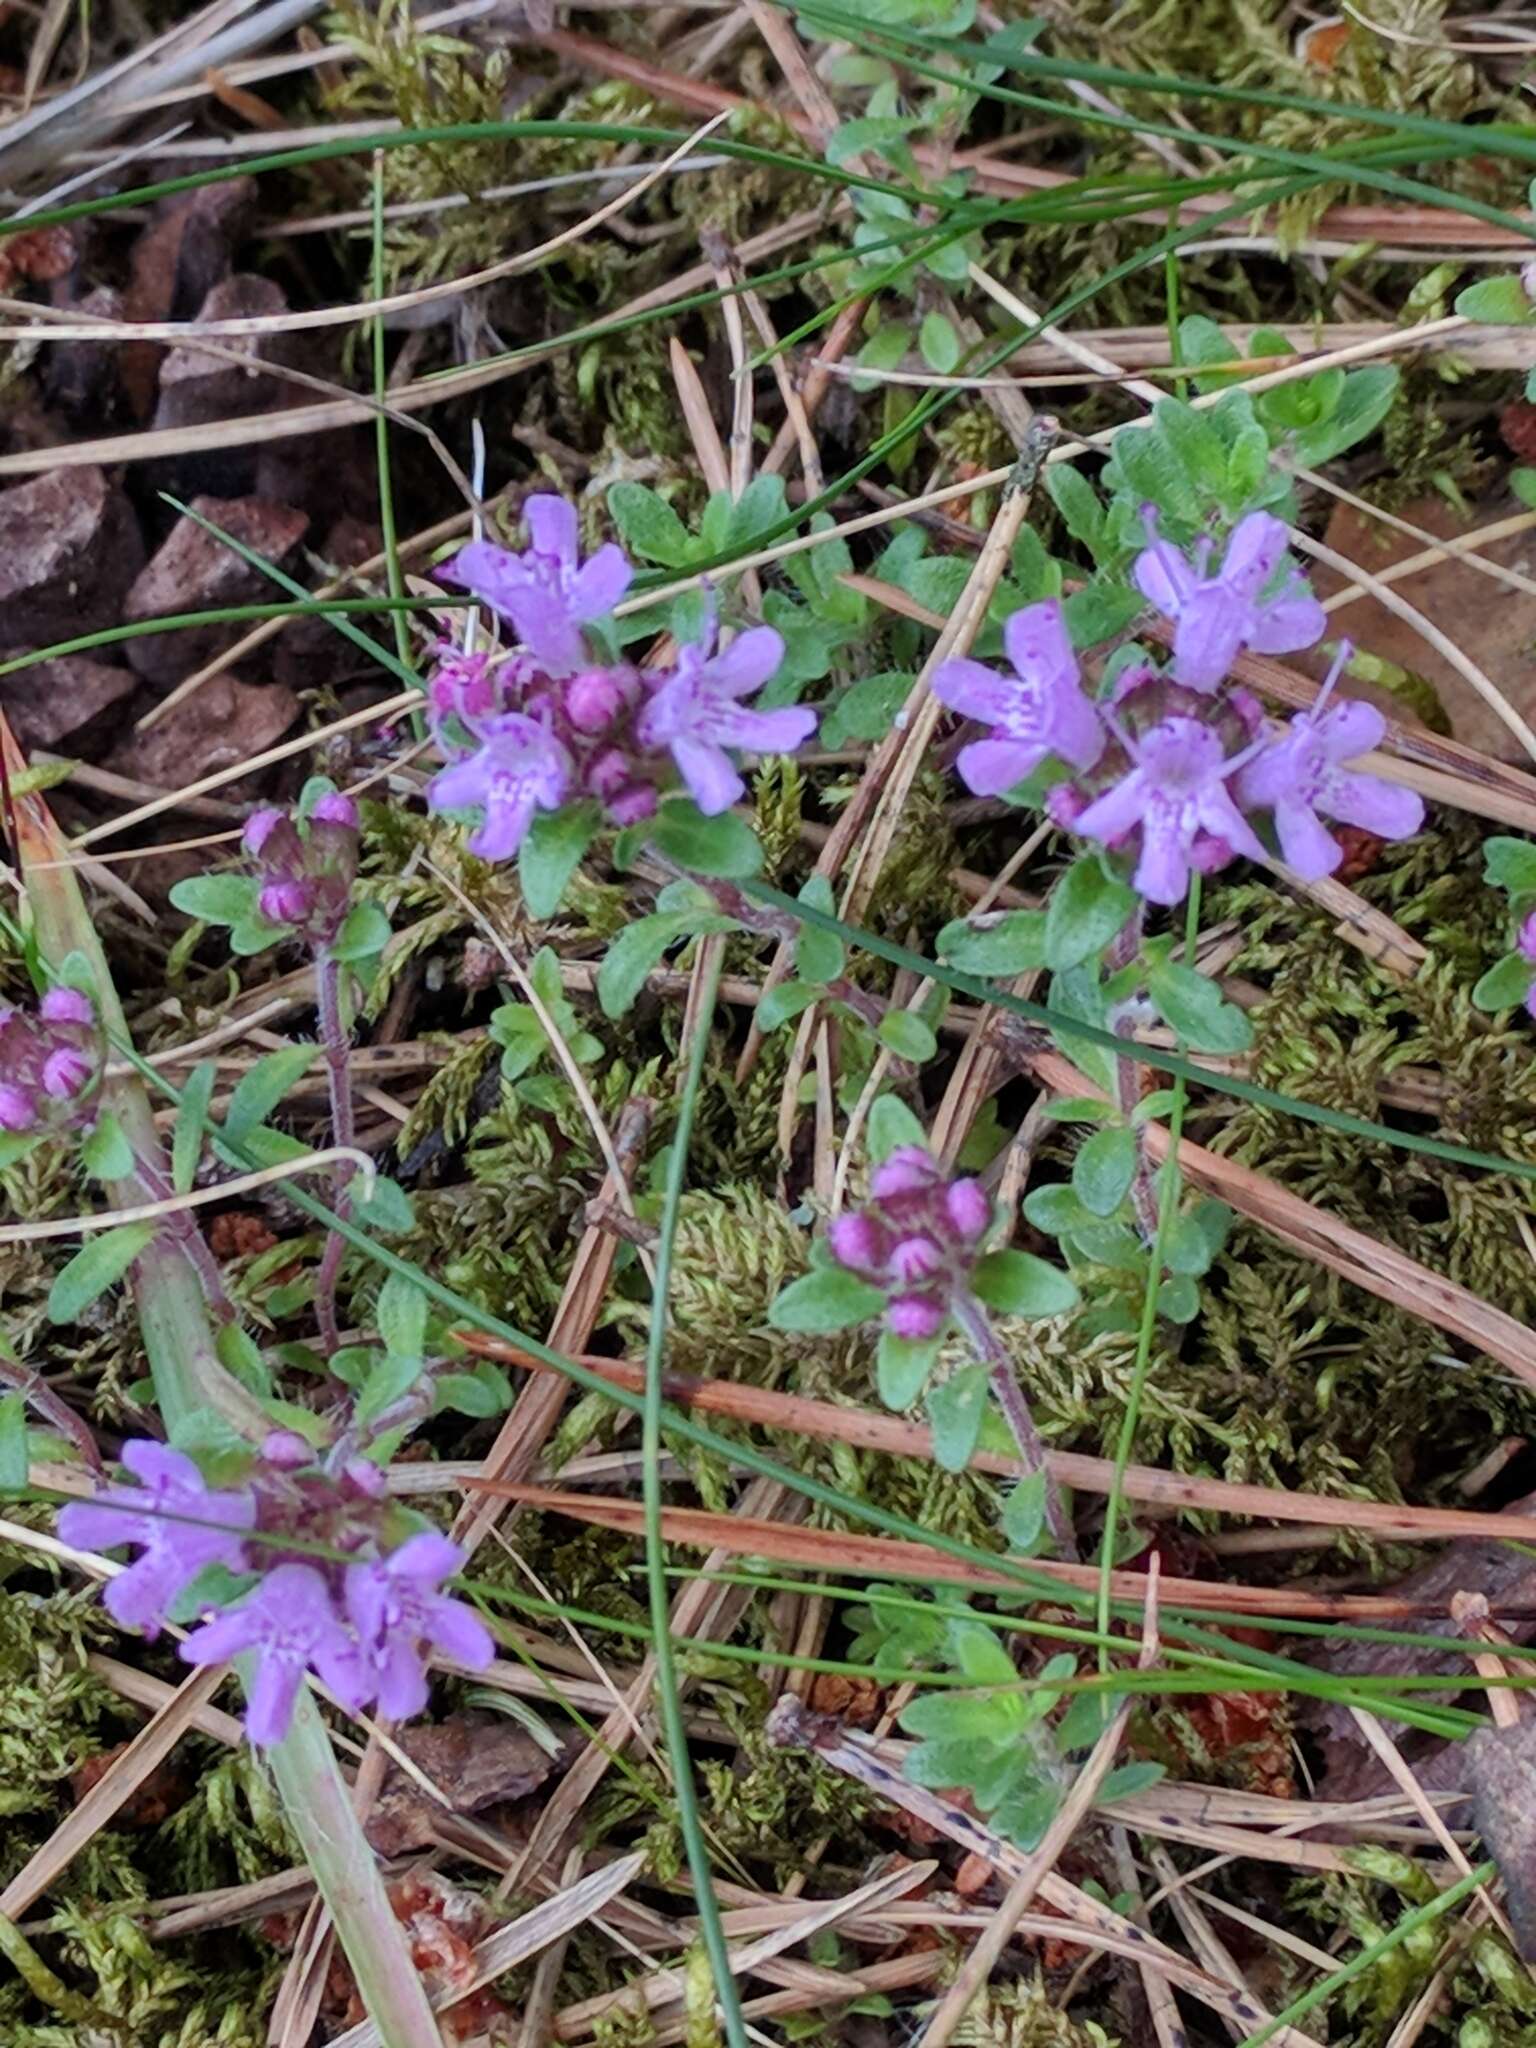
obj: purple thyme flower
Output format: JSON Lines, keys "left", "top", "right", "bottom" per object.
{"left": 58, "top": 1440, "right": 256, "bottom": 1639}
{"left": 0, "top": 988, "right": 102, "bottom": 1136}
{"left": 345, "top": 1531, "right": 494, "bottom": 1721}
{"left": 443, "top": 496, "right": 632, "bottom": 676}
{"left": 932, "top": 598, "right": 1104, "bottom": 797}
{"left": 827, "top": 1145, "right": 993, "bottom": 1343}
{"left": 427, "top": 644, "right": 506, "bottom": 734}
{"left": 1518, "top": 912, "right": 1536, "bottom": 1019}
{"left": 240, "top": 789, "right": 360, "bottom": 949}
{"left": 1236, "top": 650, "right": 1425, "bottom": 879}
{"left": 1134, "top": 510, "right": 1327, "bottom": 693}
{"left": 1074, "top": 713, "right": 1267, "bottom": 906}
{"left": 427, "top": 714, "right": 574, "bottom": 861}
{"left": 636, "top": 625, "right": 814, "bottom": 815}
{"left": 39, "top": 988, "right": 93, "bottom": 1027}
{"left": 0, "top": 1081, "right": 33, "bottom": 1130}
{"left": 180, "top": 1562, "right": 371, "bottom": 1744}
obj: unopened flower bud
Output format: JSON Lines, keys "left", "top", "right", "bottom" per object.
{"left": 1523, "top": 258, "right": 1536, "bottom": 303}
{"left": 889, "top": 1234, "right": 944, "bottom": 1285}
{"left": 606, "top": 784, "right": 658, "bottom": 827}
{"left": 0, "top": 1082, "right": 35, "bottom": 1131}
{"left": 944, "top": 1178, "right": 991, "bottom": 1242}
{"left": 586, "top": 747, "right": 632, "bottom": 802}
{"left": 871, "top": 1147, "right": 938, "bottom": 1202}
{"left": 341, "top": 1457, "right": 387, "bottom": 1500}
{"left": 243, "top": 807, "right": 287, "bottom": 858}
{"left": 259, "top": 878, "right": 311, "bottom": 926}
{"left": 828, "top": 1211, "right": 883, "bottom": 1271}
{"left": 888, "top": 1294, "right": 945, "bottom": 1341}
{"left": 41, "top": 1044, "right": 92, "bottom": 1099}
{"left": 261, "top": 1430, "right": 312, "bottom": 1470}
{"left": 565, "top": 668, "right": 624, "bottom": 734}
{"left": 1519, "top": 911, "right": 1536, "bottom": 964}
{"left": 310, "top": 791, "right": 358, "bottom": 831}
{"left": 40, "top": 987, "right": 93, "bottom": 1027}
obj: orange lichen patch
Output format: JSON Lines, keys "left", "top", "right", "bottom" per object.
{"left": 1297, "top": 17, "right": 1351, "bottom": 70}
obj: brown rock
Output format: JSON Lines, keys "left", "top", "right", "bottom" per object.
{"left": 150, "top": 274, "right": 314, "bottom": 496}
{"left": 114, "top": 672, "right": 299, "bottom": 789}
{"left": 1308, "top": 493, "right": 1536, "bottom": 760}
{"left": 153, "top": 275, "right": 302, "bottom": 432}
{"left": 121, "top": 177, "right": 258, "bottom": 416}
{"left": 124, "top": 494, "right": 308, "bottom": 687}
{"left": 42, "top": 285, "right": 128, "bottom": 426}
{"left": 0, "top": 466, "right": 143, "bottom": 652}
{"left": 364, "top": 1712, "right": 563, "bottom": 1857}
{"left": 130, "top": 178, "right": 257, "bottom": 319}
{"left": 0, "top": 655, "right": 138, "bottom": 749}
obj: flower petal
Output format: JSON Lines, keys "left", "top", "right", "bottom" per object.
{"left": 671, "top": 735, "right": 743, "bottom": 815}
{"left": 1133, "top": 536, "right": 1197, "bottom": 616}
{"left": 1317, "top": 698, "right": 1386, "bottom": 761}
{"left": 1133, "top": 815, "right": 1191, "bottom": 905}
{"left": 179, "top": 1605, "right": 262, "bottom": 1666}
{"left": 429, "top": 755, "right": 491, "bottom": 813}
{"left": 374, "top": 1639, "right": 430, "bottom": 1722}
{"left": 1170, "top": 587, "right": 1246, "bottom": 693}
{"left": 1004, "top": 598, "right": 1076, "bottom": 692}
{"left": 1219, "top": 512, "right": 1287, "bottom": 595}
{"left": 1043, "top": 684, "right": 1105, "bottom": 773}
{"left": 467, "top": 784, "right": 538, "bottom": 863}
{"left": 1194, "top": 785, "right": 1267, "bottom": 866}
{"left": 698, "top": 625, "right": 784, "bottom": 699}
{"left": 502, "top": 588, "right": 587, "bottom": 674}
{"left": 1322, "top": 771, "right": 1426, "bottom": 841}
{"left": 120, "top": 1440, "right": 203, "bottom": 1493}
{"left": 58, "top": 1499, "right": 143, "bottom": 1553}
{"left": 385, "top": 1531, "right": 464, "bottom": 1586}
{"left": 421, "top": 1595, "right": 495, "bottom": 1671}
{"left": 721, "top": 704, "right": 818, "bottom": 755}
{"left": 1075, "top": 771, "right": 1150, "bottom": 847}
{"left": 932, "top": 657, "right": 1016, "bottom": 726}
{"left": 1272, "top": 797, "right": 1343, "bottom": 879}
{"left": 1247, "top": 589, "right": 1327, "bottom": 656}
{"left": 442, "top": 541, "right": 525, "bottom": 615}
{"left": 568, "top": 543, "right": 633, "bottom": 621}
{"left": 103, "top": 1554, "right": 185, "bottom": 1634}
{"left": 246, "top": 1654, "right": 305, "bottom": 1746}
{"left": 524, "top": 495, "right": 579, "bottom": 570}
{"left": 955, "top": 737, "right": 1045, "bottom": 797}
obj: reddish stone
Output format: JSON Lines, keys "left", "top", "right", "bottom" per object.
{"left": 123, "top": 494, "right": 308, "bottom": 688}
{"left": 153, "top": 275, "right": 302, "bottom": 435}
{"left": 42, "top": 285, "right": 128, "bottom": 426}
{"left": 114, "top": 672, "right": 299, "bottom": 788}
{"left": 0, "top": 465, "right": 143, "bottom": 652}
{"left": 0, "top": 654, "right": 138, "bottom": 749}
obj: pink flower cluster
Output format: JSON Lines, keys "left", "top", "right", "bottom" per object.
{"left": 0, "top": 987, "right": 100, "bottom": 1135}
{"left": 1516, "top": 912, "right": 1536, "bottom": 1017}
{"left": 59, "top": 1436, "right": 493, "bottom": 1745}
{"left": 245, "top": 791, "right": 360, "bottom": 947}
{"left": 934, "top": 510, "right": 1424, "bottom": 905}
{"left": 428, "top": 496, "right": 816, "bottom": 860}
{"left": 828, "top": 1145, "right": 992, "bottom": 1341}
